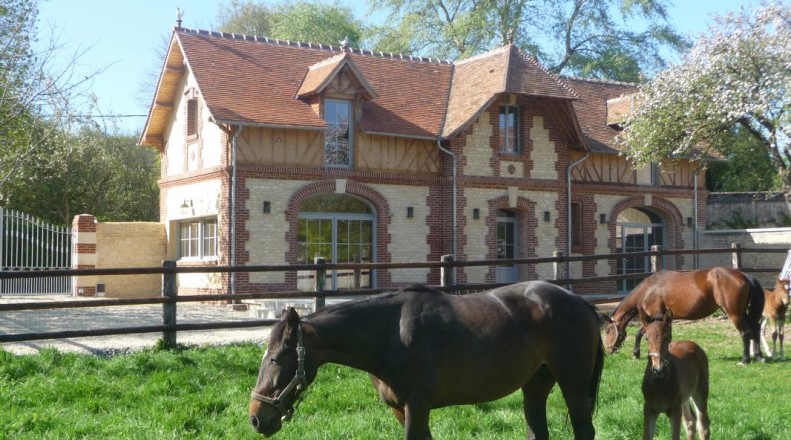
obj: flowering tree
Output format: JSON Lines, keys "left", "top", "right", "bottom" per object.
{"left": 620, "top": 2, "right": 790, "bottom": 202}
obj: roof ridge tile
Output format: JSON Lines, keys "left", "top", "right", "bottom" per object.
{"left": 178, "top": 28, "right": 452, "bottom": 65}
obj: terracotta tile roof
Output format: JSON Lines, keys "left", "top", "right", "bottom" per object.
{"left": 140, "top": 29, "right": 621, "bottom": 151}
{"left": 297, "top": 52, "right": 377, "bottom": 99}
{"left": 562, "top": 77, "right": 639, "bottom": 153}
{"left": 443, "top": 45, "right": 578, "bottom": 138}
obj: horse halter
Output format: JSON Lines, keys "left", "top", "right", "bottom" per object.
{"left": 250, "top": 325, "right": 308, "bottom": 421}
{"left": 608, "top": 317, "right": 625, "bottom": 350}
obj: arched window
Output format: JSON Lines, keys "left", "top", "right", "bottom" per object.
{"left": 617, "top": 208, "right": 664, "bottom": 293}
{"left": 298, "top": 194, "right": 375, "bottom": 291}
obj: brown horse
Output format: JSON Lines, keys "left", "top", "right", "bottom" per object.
{"left": 248, "top": 281, "right": 605, "bottom": 439}
{"left": 760, "top": 276, "right": 790, "bottom": 360}
{"left": 603, "top": 267, "right": 764, "bottom": 364}
{"left": 641, "top": 306, "right": 710, "bottom": 440}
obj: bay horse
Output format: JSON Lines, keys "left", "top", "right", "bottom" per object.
{"left": 249, "top": 281, "right": 605, "bottom": 439}
{"left": 603, "top": 267, "right": 764, "bottom": 364}
{"left": 760, "top": 276, "right": 790, "bottom": 360}
{"left": 641, "top": 307, "right": 710, "bottom": 440}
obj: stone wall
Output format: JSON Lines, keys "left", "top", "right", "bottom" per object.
{"left": 72, "top": 215, "right": 166, "bottom": 297}
{"left": 707, "top": 192, "right": 790, "bottom": 228}
{"left": 698, "top": 227, "right": 791, "bottom": 286}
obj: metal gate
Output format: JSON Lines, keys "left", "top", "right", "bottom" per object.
{"left": 0, "top": 207, "right": 72, "bottom": 295}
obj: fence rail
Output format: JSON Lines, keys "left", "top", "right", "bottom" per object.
{"left": 0, "top": 245, "right": 787, "bottom": 347}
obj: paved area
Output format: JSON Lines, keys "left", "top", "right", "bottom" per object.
{"left": 0, "top": 295, "right": 271, "bottom": 355}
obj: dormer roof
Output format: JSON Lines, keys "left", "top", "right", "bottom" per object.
{"left": 297, "top": 52, "right": 378, "bottom": 100}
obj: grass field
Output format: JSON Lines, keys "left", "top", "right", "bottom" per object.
{"left": 1, "top": 316, "right": 790, "bottom": 439}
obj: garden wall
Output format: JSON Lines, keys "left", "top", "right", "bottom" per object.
{"left": 72, "top": 214, "right": 166, "bottom": 297}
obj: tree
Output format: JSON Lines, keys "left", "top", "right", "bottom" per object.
{"left": 216, "top": 1, "right": 365, "bottom": 48}
{"left": 366, "top": 0, "right": 688, "bottom": 81}
{"left": 705, "top": 127, "right": 781, "bottom": 192}
{"left": 0, "top": 0, "right": 102, "bottom": 213}
{"left": 619, "top": 2, "right": 790, "bottom": 203}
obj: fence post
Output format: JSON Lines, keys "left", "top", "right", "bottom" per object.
{"left": 650, "top": 245, "right": 663, "bottom": 272}
{"left": 441, "top": 255, "right": 455, "bottom": 288}
{"left": 162, "top": 260, "right": 177, "bottom": 348}
{"left": 314, "top": 257, "right": 326, "bottom": 311}
{"left": 731, "top": 243, "right": 742, "bottom": 269}
{"left": 553, "top": 251, "right": 563, "bottom": 280}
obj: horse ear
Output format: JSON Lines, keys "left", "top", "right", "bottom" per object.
{"left": 664, "top": 308, "right": 674, "bottom": 323}
{"left": 284, "top": 306, "right": 300, "bottom": 327}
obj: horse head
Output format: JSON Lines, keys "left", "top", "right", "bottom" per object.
{"left": 249, "top": 308, "right": 315, "bottom": 437}
{"left": 603, "top": 315, "right": 627, "bottom": 354}
{"left": 641, "top": 307, "right": 673, "bottom": 376}
{"left": 776, "top": 276, "right": 791, "bottom": 306}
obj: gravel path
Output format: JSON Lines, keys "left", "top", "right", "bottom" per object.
{"left": 0, "top": 295, "right": 271, "bottom": 356}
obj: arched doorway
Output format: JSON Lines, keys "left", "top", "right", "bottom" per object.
{"left": 297, "top": 193, "right": 375, "bottom": 291}
{"left": 617, "top": 207, "right": 664, "bottom": 293}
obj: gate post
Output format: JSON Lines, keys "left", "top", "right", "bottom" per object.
{"left": 162, "top": 260, "right": 177, "bottom": 348}
{"left": 314, "top": 257, "right": 326, "bottom": 311}
{"left": 441, "top": 255, "right": 455, "bottom": 288}
{"left": 731, "top": 243, "right": 742, "bottom": 269}
{"left": 650, "top": 245, "right": 663, "bottom": 272}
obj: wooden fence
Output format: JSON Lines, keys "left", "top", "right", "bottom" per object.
{"left": 0, "top": 244, "right": 787, "bottom": 348}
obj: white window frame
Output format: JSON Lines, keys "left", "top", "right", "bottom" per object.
{"left": 324, "top": 98, "right": 353, "bottom": 168}
{"left": 178, "top": 217, "right": 218, "bottom": 260}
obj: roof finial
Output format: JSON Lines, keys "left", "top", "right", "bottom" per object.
{"left": 176, "top": 8, "right": 184, "bottom": 29}
{"left": 506, "top": 28, "right": 514, "bottom": 45}
{"left": 339, "top": 36, "right": 349, "bottom": 51}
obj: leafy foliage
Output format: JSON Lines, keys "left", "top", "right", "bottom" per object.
{"left": 706, "top": 127, "right": 781, "bottom": 192}
{"left": 366, "top": 0, "right": 688, "bottom": 81}
{"left": 620, "top": 2, "right": 790, "bottom": 199}
{"left": 216, "top": 0, "right": 365, "bottom": 47}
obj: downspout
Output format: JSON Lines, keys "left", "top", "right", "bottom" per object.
{"left": 436, "top": 139, "right": 457, "bottom": 258}
{"left": 566, "top": 150, "right": 590, "bottom": 281}
{"left": 230, "top": 124, "right": 243, "bottom": 295}
{"left": 693, "top": 172, "right": 699, "bottom": 269}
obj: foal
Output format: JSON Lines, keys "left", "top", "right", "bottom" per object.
{"left": 761, "top": 277, "right": 790, "bottom": 360}
{"left": 641, "top": 307, "right": 710, "bottom": 440}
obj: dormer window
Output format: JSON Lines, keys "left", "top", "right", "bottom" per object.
{"left": 186, "top": 98, "right": 198, "bottom": 137}
{"left": 499, "top": 104, "right": 519, "bottom": 153}
{"left": 324, "top": 99, "right": 353, "bottom": 167}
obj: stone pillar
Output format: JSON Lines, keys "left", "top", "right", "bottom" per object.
{"left": 72, "top": 214, "right": 98, "bottom": 296}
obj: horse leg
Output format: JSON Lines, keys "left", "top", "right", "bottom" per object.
{"left": 690, "top": 393, "right": 710, "bottom": 440}
{"left": 779, "top": 319, "right": 786, "bottom": 361}
{"left": 669, "top": 406, "right": 683, "bottom": 440}
{"left": 680, "top": 401, "right": 696, "bottom": 440}
{"left": 633, "top": 326, "right": 645, "bottom": 359}
{"left": 642, "top": 406, "right": 658, "bottom": 440}
{"left": 760, "top": 317, "right": 773, "bottom": 358}
{"left": 521, "top": 365, "right": 556, "bottom": 440}
{"left": 403, "top": 400, "right": 432, "bottom": 440}
{"left": 729, "top": 314, "right": 754, "bottom": 364}
{"left": 554, "top": 366, "right": 598, "bottom": 439}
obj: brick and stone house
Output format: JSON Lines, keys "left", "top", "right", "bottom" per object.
{"left": 139, "top": 26, "right": 703, "bottom": 297}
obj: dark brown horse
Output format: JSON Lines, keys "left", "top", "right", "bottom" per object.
{"left": 760, "top": 276, "right": 790, "bottom": 360}
{"left": 641, "top": 307, "right": 710, "bottom": 440}
{"left": 249, "top": 281, "right": 605, "bottom": 439}
{"left": 603, "top": 267, "right": 764, "bottom": 364}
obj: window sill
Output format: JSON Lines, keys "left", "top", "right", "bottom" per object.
{"left": 176, "top": 258, "right": 219, "bottom": 267}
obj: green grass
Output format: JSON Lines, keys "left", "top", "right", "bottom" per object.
{"left": 2, "top": 318, "right": 790, "bottom": 439}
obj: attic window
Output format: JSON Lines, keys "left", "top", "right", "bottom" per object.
{"left": 324, "top": 99, "right": 353, "bottom": 168}
{"left": 499, "top": 104, "right": 519, "bottom": 153}
{"left": 186, "top": 98, "right": 198, "bottom": 137}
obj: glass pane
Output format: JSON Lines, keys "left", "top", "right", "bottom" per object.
{"left": 325, "top": 100, "right": 352, "bottom": 166}
{"left": 337, "top": 220, "right": 349, "bottom": 244}
{"left": 300, "top": 194, "right": 371, "bottom": 214}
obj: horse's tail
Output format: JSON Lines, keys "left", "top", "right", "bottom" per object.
{"left": 589, "top": 338, "right": 605, "bottom": 414}
{"left": 745, "top": 274, "right": 765, "bottom": 328}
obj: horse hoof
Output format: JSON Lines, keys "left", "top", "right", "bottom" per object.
{"left": 736, "top": 361, "right": 746, "bottom": 367}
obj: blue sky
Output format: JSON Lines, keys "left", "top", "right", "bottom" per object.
{"left": 36, "top": 0, "right": 764, "bottom": 135}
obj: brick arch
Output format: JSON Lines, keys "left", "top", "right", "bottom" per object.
{"left": 484, "top": 195, "right": 538, "bottom": 283}
{"left": 606, "top": 195, "right": 685, "bottom": 271}
{"left": 284, "top": 180, "right": 392, "bottom": 287}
